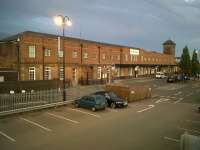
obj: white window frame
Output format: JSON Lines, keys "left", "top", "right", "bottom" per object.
{"left": 28, "top": 46, "right": 35, "bottom": 58}
{"left": 125, "top": 54, "right": 128, "bottom": 62}
{"left": 97, "top": 67, "right": 102, "bottom": 79}
{"left": 44, "top": 67, "right": 51, "bottom": 80}
{"left": 102, "top": 53, "right": 106, "bottom": 60}
{"left": 58, "top": 51, "right": 63, "bottom": 57}
{"left": 29, "top": 67, "right": 36, "bottom": 80}
{"left": 59, "top": 66, "right": 64, "bottom": 80}
{"left": 83, "top": 52, "right": 88, "bottom": 59}
{"left": 45, "top": 48, "right": 51, "bottom": 57}
{"left": 72, "top": 50, "right": 78, "bottom": 58}
{"left": 72, "top": 68, "right": 77, "bottom": 81}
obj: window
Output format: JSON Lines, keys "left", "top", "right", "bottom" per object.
{"left": 58, "top": 51, "right": 63, "bottom": 57}
{"left": 59, "top": 66, "right": 64, "bottom": 80}
{"left": 131, "top": 55, "right": 138, "bottom": 62}
{"left": 72, "top": 68, "right": 77, "bottom": 80}
{"left": 28, "top": 46, "right": 35, "bottom": 58}
{"left": 45, "top": 48, "right": 51, "bottom": 56}
{"left": 72, "top": 50, "right": 78, "bottom": 58}
{"left": 141, "top": 56, "right": 144, "bottom": 62}
{"left": 29, "top": 67, "right": 35, "bottom": 80}
{"left": 83, "top": 52, "right": 88, "bottom": 59}
{"left": 44, "top": 67, "right": 51, "bottom": 80}
{"left": 125, "top": 54, "right": 128, "bottom": 61}
{"left": 102, "top": 53, "right": 106, "bottom": 60}
{"left": 117, "top": 55, "right": 120, "bottom": 60}
{"left": 97, "top": 67, "right": 102, "bottom": 79}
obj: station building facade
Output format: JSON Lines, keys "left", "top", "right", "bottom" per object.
{"left": 0, "top": 31, "right": 177, "bottom": 86}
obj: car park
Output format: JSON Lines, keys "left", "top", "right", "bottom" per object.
{"left": 74, "top": 95, "right": 107, "bottom": 111}
{"left": 94, "top": 91, "right": 128, "bottom": 109}
{"left": 155, "top": 72, "right": 166, "bottom": 79}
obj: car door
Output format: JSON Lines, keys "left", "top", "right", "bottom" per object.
{"left": 79, "top": 96, "right": 88, "bottom": 108}
{"left": 87, "top": 97, "right": 95, "bottom": 109}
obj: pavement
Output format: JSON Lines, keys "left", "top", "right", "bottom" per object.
{"left": 0, "top": 78, "right": 200, "bottom": 150}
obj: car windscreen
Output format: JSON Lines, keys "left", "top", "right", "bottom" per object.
{"left": 95, "top": 96, "right": 105, "bottom": 104}
{"left": 109, "top": 92, "right": 118, "bottom": 98}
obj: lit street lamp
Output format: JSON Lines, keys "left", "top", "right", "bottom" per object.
{"left": 54, "top": 15, "right": 72, "bottom": 101}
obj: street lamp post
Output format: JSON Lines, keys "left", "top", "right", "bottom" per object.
{"left": 54, "top": 15, "right": 72, "bottom": 101}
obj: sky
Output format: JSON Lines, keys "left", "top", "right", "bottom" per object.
{"left": 0, "top": 0, "right": 200, "bottom": 57}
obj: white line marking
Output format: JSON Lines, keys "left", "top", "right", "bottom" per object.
{"left": 179, "top": 127, "right": 200, "bottom": 134}
{"left": 20, "top": 117, "right": 52, "bottom": 132}
{"left": 137, "top": 105, "right": 155, "bottom": 113}
{"left": 47, "top": 113, "right": 79, "bottom": 124}
{"left": 164, "top": 137, "right": 180, "bottom": 143}
{"left": 69, "top": 108, "right": 101, "bottom": 118}
{"left": 156, "top": 98, "right": 170, "bottom": 104}
{"left": 174, "top": 98, "right": 184, "bottom": 104}
{"left": 106, "top": 108, "right": 118, "bottom": 113}
{"left": 0, "top": 131, "right": 16, "bottom": 142}
{"left": 185, "top": 120, "right": 200, "bottom": 124}
{"left": 186, "top": 93, "right": 193, "bottom": 97}
{"left": 174, "top": 91, "right": 182, "bottom": 96}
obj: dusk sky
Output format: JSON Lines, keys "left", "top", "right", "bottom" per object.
{"left": 0, "top": 0, "right": 200, "bottom": 56}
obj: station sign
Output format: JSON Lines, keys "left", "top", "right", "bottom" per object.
{"left": 130, "top": 49, "right": 139, "bottom": 55}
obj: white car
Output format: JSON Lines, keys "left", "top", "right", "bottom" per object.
{"left": 155, "top": 72, "right": 166, "bottom": 79}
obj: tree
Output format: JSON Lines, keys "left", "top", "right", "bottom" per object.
{"left": 180, "top": 46, "right": 191, "bottom": 75}
{"left": 191, "top": 50, "right": 199, "bottom": 76}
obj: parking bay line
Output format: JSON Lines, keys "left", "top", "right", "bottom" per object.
{"left": 46, "top": 113, "right": 79, "bottom": 124}
{"left": 179, "top": 127, "right": 200, "bottom": 134}
{"left": 68, "top": 108, "right": 101, "bottom": 118}
{"left": 174, "top": 98, "right": 184, "bottom": 104}
{"left": 174, "top": 91, "right": 182, "bottom": 96}
{"left": 0, "top": 131, "right": 16, "bottom": 142}
{"left": 137, "top": 105, "right": 155, "bottom": 113}
{"left": 20, "top": 117, "right": 52, "bottom": 132}
{"left": 164, "top": 137, "right": 180, "bottom": 143}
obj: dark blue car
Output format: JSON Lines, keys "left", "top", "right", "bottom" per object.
{"left": 74, "top": 95, "right": 107, "bottom": 111}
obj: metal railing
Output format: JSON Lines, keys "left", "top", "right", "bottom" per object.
{"left": 0, "top": 85, "right": 104, "bottom": 116}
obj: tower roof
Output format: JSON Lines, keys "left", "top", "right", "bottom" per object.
{"left": 163, "top": 40, "right": 176, "bottom": 45}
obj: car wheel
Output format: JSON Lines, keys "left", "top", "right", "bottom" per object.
{"left": 92, "top": 107, "right": 96, "bottom": 112}
{"left": 75, "top": 103, "right": 79, "bottom": 108}
{"left": 111, "top": 103, "right": 116, "bottom": 109}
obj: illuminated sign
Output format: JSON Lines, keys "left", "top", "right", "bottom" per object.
{"left": 130, "top": 49, "right": 139, "bottom": 55}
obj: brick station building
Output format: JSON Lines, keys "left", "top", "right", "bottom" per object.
{"left": 0, "top": 31, "right": 177, "bottom": 86}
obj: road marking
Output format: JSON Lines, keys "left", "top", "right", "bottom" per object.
{"left": 0, "top": 131, "right": 16, "bottom": 142}
{"left": 185, "top": 120, "right": 200, "bottom": 124}
{"left": 20, "top": 117, "right": 52, "bottom": 132}
{"left": 179, "top": 127, "right": 200, "bottom": 134}
{"left": 174, "top": 91, "right": 182, "bottom": 96}
{"left": 186, "top": 93, "right": 193, "bottom": 97}
{"left": 156, "top": 98, "right": 170, "bottom": 104}
{"left": 164, "top": 137, "right": 180, "bottom": 143}
{"left": 106, "top": 108, "right": 118, "bottom": 113}
{"left": 69, "top": 108, "right": 101, "bottom": 118}
{"left": 47, "top": 113, "right": 79, "bottom": 124}
{"left": 174, "top": 98, "right": 184, "bottom": 104}
{"left": 137, "top": 105, "right": 155, "bottom": 113}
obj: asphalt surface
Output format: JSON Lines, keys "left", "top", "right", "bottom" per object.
{"left": 0, "top": 78, "right": 200, "bottom": 150}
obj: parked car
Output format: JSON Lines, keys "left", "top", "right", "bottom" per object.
{"left": 94, "top": 91, "right": 128, "bottom": 108}
{"left": 74, "top": 95, "right": 107, "bottom": 111}
{"left": 156, "top": 72, "right": 166, "bottom": 79}
{"left": 167, "top": 75, "right": 177, "bottom": 83}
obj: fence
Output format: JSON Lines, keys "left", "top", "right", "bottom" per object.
{"left": 0, "top": 85, "right": 104, "bottom": 116}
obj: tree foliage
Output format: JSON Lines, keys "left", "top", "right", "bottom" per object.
{"left": 191, "top": 49, "right": 199, "bottom": 76}
{"left": 180, "top": 46, "right": 191, "bottom": 74}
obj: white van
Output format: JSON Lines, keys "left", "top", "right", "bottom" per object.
{"left": 155, "top": 72, "right": 166, "bottom": 79}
